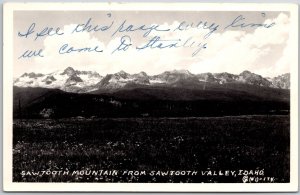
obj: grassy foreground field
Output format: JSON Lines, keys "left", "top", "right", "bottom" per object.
{"left": 13, "top": 115, "right": 290, "bottom": 183}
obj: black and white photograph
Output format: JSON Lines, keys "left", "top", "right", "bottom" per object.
{"left": 3, "top": 2, "right": 298, "bottom": 192}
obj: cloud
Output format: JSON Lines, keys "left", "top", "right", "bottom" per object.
{"left": 31, "top": 13, "right": 291, "bottom": 77}
{"left": 190, "top": 13, "right": 291, "bottom": 77}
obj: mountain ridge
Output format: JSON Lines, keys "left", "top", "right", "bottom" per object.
{"left": 14, "top": 67, "right": 290, "bottom": 93}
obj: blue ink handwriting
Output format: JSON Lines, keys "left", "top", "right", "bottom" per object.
{"left": 17, "top": 14, "right": 276, "bottom": 60}
{"left": 224, "top": 13, "right": 275, "bottom": 30}
{"left": 136, "top": 36, "right": 207, "bottom": 57}
{"left": 173, "top": 21, "right": 219, "bottom": 39}
{"left": 59, "top": 43, "right": 103, "bottom": 54}
{"left": 35, "top": 26, "right": 64, "bottom": 41}
{"left": 136, "top": 36, "right": 182, "bottom": 50}
{"left": 18, "top": 23, "right": 35, "bottom": 38}
{"left": 18, "top": 23, "right": 64, "bottom": 41}
{"left": 111, "top": 20, "right": 170, "bottom": 37}
{"left": 191, "top": 42, "right": 207, "bottom": 57}
{"left": 72, "top": 15, "right": 114, "bottom": 33}
{"left": 112, "top": 35, "right": 132, "bottom": 54}
{"left": 18, "top": 49, "right": 44, "bottom": 59}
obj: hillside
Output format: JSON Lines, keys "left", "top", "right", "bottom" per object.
{"left": 13, "top": 83, "right": 290, "bottom": 119}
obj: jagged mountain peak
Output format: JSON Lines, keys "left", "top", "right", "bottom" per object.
{"left": 113, "top": 70, "right": 130, "bottom": 79}
{"left": 240, "top": 70, "right": 252, "bottom": 75}
{"left": 238, "top": 70, "right": 272, "bottom": 87}
{"left": 64, "top": 66, "right": 75, "bottom": 71}
{"left": 170, "top": 69, "right": 192, "bottom": 75}
{"left": 21, "top": 72, "right": 44, "bottom": 78}
{"left": 136, "top": 71, "right": 148, "bottom": 77}
{"left": 160, "top": 69, "right": 192, "bottom": 76}
{"left": 75, "top": 70, "right": 101, "bottom": 77}
{"left": 117, "top": 70, "right": 127, "bottom": 74}
{"left": 239, "top": 70, "right": 264, "bottom": 79}
{"left": 272, "top": 73, "right": 290, "bottom": 89}
{"left": 277, "top": 73, "right": 290, "bottom": 78}
{"left": 61, "top": 67, "right": 76, "bottom": 76}
{"left": 116, "top": 70, "right": 128, "bottom": 75}
{"left": 239, "top": 70, "right": 265, "bottom": 79}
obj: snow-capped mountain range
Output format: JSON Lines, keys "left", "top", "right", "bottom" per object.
{"left": 14, "top": 67, "right": 290, "bottom": 93}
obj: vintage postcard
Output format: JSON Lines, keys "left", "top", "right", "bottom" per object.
{"left": 3, "top": 2, "right": 298, "bottom": 192}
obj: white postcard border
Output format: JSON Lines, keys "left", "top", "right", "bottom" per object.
{"left": 3, "top": 2, "right": 298, "bottom": 192}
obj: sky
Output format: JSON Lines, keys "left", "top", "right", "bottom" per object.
{"left": 13, "top": 11, "right": 291, "bottom": 77}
